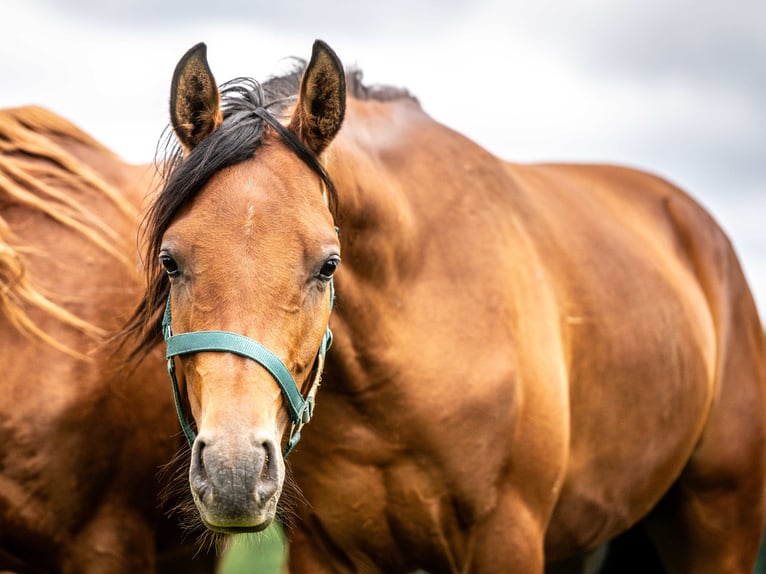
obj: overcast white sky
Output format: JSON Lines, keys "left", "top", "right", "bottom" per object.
{"left": 1, "top": 0, "right": 764, "bottom": 317}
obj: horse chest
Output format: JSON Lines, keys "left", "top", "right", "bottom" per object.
{"left": 293, "top": 443, "right": 482, "bottom": 572}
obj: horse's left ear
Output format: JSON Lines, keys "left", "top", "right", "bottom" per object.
{"left": 289, "top": 40, "right": 346, "bottom": 155}
{"left": 170, "top": 43, "right": 223, "bottom": 154}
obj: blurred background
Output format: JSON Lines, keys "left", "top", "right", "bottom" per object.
{"left": 0, "top": 0, "right": 763, "bottom": 320}
{"left": 1, "top": 0, "right": 763, "bottom": 316}
{"left": 1, "top": 1, "right": 764, "bottom": 572}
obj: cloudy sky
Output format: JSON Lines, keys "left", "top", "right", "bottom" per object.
{"left": 1, "top": 0, "right": 764, "bottom": 317}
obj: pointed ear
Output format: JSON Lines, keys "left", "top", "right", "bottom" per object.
{"left": 169, "top": 43, "right": 223, "bottom": 153}
{"left": 288, "top": 40, "right": 346, "bottom": 155}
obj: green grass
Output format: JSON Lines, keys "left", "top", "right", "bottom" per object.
{"left": 218, "top": 524, "right": 286, "bottom": 574}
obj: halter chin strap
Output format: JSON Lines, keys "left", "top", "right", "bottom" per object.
{"left": 162, "top": 279, "right": 334, "bottom": 457}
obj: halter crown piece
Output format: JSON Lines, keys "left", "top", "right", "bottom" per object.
{"left": 162, "top": 279, "right": 334, "bottom": 457}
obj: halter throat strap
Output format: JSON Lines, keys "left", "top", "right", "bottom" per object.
{"left": 161, "top": 280, "right": 334, "bottom": 457}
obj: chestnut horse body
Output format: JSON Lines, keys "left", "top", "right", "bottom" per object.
{"left": 0, "top": 107, "right": 214, "bottom": 573}
{"left": 132, "top": 42, "right": 766, "bottom": 572}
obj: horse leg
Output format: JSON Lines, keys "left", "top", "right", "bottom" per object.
{"left": 641, "top": 460, "right": 765, "bottom": 574}
{"left": 642, "top": 471, "right": 763, "bottom": 574}
{"left": 643, "top": 335, "right": 766, "bottom": 572}
{"left": 464, "top": 493, "right": 548, "bottom": 574}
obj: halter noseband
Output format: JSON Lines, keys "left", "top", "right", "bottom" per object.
{"left": 162, "top": 280, "right": 334, "bottom": 457}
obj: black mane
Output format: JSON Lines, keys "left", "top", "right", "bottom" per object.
{"left": 123, "top": 60, "right": 416, "bottom": 358}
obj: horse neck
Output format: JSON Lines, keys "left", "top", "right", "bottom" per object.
{"left": 326, "top": 98, "right": 540, "bottom": 286}
{"left": 324, "top": 100, "right": 426, "bottom": 300}
{"left": 321, "top": 99, "right": 543, "bottom": 400}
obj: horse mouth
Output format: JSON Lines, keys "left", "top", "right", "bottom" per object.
{"left": 200, "top": 517, "right": 275, "bottom": 534}
{"left": 192, "top": 483, "right": 280, "bottom": 534}
{"left": 193, "top": 489, "right": 279, "bottom": 534}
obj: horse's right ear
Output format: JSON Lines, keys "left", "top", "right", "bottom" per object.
{"left": 170, "top": 43, "right": 223, "bottom": 154}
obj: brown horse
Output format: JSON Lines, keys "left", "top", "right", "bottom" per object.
{"left": 127, "top": 41, "right": 766, "bottom": 573}
{"left": 0, "top": 107, "right": 216, "bottom": 573}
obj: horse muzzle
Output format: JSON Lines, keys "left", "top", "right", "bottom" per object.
{"left": 189, "top": 430, "right": 283, "bottom": 533}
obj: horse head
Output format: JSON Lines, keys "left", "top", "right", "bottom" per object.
{"left": 149, "top": 41, "right": 343, "bottom": 533}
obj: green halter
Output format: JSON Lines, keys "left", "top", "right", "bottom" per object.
{"left": 162, "top": 280, "right": 334, "bottom": 456}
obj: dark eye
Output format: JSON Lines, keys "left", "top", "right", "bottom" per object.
{"left": 317, "top": 256, "right": 340, "bottom": 281}
{"left": 159, "top": 254, "right": 179, "bottom": 277}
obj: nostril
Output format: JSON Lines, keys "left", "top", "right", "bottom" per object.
{"left": 190, "top": 437, "right": 209, "bottom": 491}
{"left": 257, "top": 438, "right": 281, "bottom": 497}
{"left": 263, "top": 439, "right": 276, "bottom": 468}
{"left": 261, "top": 441, "right": 270, "bottom": 471}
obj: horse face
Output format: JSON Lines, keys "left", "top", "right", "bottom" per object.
{"left": 162, "top": 154, "right": 339, "bottom": 531}
{"left": 157, "top": 41, "right": 344, "bottom": 533}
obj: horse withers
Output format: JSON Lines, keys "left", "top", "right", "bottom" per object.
{"left": 128, "top": 41, "right": 766, "bottom": 572}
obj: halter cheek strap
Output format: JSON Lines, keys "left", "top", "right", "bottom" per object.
{"left": 162, "top": 279, "right": 334, "bottom": 457}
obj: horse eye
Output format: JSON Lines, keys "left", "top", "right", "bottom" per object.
{"left": 317, "top": 257, "right": 340, "bottom": 281}
{"left": 159, "top": 254, "right": 179, "bottom": 276}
